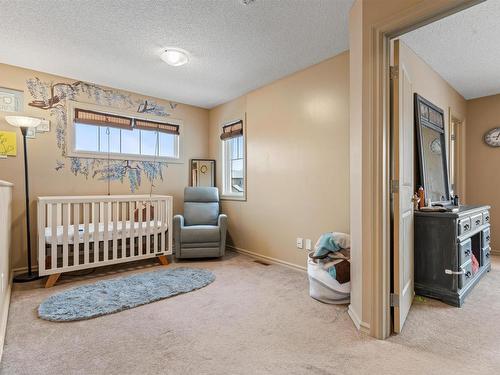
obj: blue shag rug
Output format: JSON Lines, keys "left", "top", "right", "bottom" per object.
{"left": 38, "top": 267, "right": 215, "bottom": 322}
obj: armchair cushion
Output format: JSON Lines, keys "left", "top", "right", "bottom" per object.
{"left": 184, "top": 187, "right": 219, "bottom": 202}
{"left": 184, "top": 202, "right": 219, "bottom": 226}
{"left": 183, "top": 187, "right": 220, "bottom": 226}
{"left": 181, "top": 225, "right": 221, "bottom": 243}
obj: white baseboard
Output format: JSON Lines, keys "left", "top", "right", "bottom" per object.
{"left": 0, "top": 271, "right": 12, "bottom": 363}
{"left": 227, "top": 245, "right": 306, "bottom": 272}
{"left": 12, "top": 266, "right": 28, "bottom": 275}
{"left": 348, "top": 304, "right": 370, "bottom": 334}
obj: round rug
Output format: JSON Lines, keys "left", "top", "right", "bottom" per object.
{"left": 38, "top": 267, "right": 215, "bottom": 322}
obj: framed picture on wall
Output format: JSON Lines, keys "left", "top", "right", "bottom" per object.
{"left": 0, "top": 130, "right": 17, "bottom": 157}
{"left": 0, "top": 87, "right": 24, "bottom": 113}
{"left": 190, "top": 159, "right": 216, "bottom": 187}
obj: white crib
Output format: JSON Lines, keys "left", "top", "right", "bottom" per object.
{"left": 37, "top": 195, "right": 173, "bottom": 287}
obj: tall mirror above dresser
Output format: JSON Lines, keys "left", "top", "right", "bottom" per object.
{"left": 414, "top": 94, "right": 491, "bottom": 307}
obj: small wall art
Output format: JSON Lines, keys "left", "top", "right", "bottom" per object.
{"left": 0, "top": 130, "right": 17, "bottom": 156}
{"left": 0, "top": 87, "right": 24, "bottom": 113}
{"left": 36, "top": 119, "right": 50, "bottom": 133}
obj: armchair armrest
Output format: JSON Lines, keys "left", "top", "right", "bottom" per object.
{"left": 173, "top": 215, "right": 184, "bottom": 254}
{"left": 218, "top": 213, "right": 228, "bottom": 228}
{"left": 174, "top": 214, "right": 184, "bottom": 228}
{"left": 218, "top": 214, "right": 228, "bottom": 256}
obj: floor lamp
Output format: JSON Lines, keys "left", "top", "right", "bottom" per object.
{"left": 5, "top": 115, "right": 42, "bottom": 282}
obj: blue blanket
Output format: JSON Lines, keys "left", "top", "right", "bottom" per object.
{"left": 313, "top": 233, "right": 342, "bottom": 258}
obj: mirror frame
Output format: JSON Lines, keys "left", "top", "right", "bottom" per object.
{"left": 414, "top": 94, "right": 451, "bottom": 205}
{"left": 190, "top": 159, "right": 216, "bottom": 187}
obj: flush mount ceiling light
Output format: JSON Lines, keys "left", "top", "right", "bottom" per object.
{"left": 160, "top": 48, "right": 189, "bottom": 67}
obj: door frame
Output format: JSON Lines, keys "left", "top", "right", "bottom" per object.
{"left": 448, "top": 111, "right": 466, "bottom": 201}
{"left": 363, "top": 0, "right": 482, "bottom": 339}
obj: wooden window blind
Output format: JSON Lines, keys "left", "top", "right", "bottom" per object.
{"left": 134, "top": 119, "right": 180, "bottom": 135}
{"left": 220, "top": 120, "right": 243, "bottom": 140}
{"left": 74, "top": 109, "right": 133, "bottom": 129}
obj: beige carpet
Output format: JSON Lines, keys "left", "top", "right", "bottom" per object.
{"left": 1, "top": 252, "right": 499, "bottom": 375}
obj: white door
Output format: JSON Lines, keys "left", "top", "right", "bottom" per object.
{"left": 391, "top": 40, "right": 415, "bottom": 333}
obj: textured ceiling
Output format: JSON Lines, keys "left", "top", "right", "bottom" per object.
{"left": 0, "top": 0, "right": 353, "bottom": 109}
{"left": 401, "top": 0, "right": 500, "bottom": 100}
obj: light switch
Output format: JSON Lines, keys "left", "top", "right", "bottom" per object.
{"left": 296, "top": 237, "right": 303, "bottom": 249}
{"left": 305, "top": 239, "right": 312, "bottom": 251}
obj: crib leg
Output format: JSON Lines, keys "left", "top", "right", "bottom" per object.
{"left": 45, "top": 273, "right": 61, "bottom": 288}
{"left": 157, "top": 255, "right": 169, "bottom": 266}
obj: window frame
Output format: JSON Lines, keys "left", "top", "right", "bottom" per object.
{"left": 66, "top": 100, "right": 183, "bottom": 163}
{"left": 220, "top": 118, "right": 246, "bottom": 201}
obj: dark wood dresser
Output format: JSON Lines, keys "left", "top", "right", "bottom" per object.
{"left": 414, "top": 205, "right": 491, "bottom": 307}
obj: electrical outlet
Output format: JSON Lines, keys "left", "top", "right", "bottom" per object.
{"left": 296, "top": 237, "right": 303, "bottom": 249}
{"left": 305, "top": 239, "right": 312, "bottom": 251}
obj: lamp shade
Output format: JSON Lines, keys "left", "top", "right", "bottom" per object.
{"left": 5, "top": 116, "right": 41, "bottom": 128}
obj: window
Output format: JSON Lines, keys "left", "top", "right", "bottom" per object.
{"left": 70, "top": 106, "right": 181, "bottom": 162}
{"left": 221, "top": 120, "right": 245, "bottom": 199}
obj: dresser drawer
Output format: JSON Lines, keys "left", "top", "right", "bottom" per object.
{"left": 458, "top": 217, "right": 471, "bottom": 235}
{"left": 471, "top": 213, "right": 483, "bottom": 231}
{"left": 483, "top": 211, "right": 490, "bottom": 224}
{"left": 458, "top": 239, "right": 472, "bottom": 266}
{"left": 482, "top": 227, "right": 491, "bottom": 248}
{"left": 458, "top": 260, "right": 473, "bottom": 289}
{"left": 481, "top": 247, "right": 491, "bottom": 266}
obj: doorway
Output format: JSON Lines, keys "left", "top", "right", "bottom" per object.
{"left": 388, "top": 0, "right": 496, "bottom": 334}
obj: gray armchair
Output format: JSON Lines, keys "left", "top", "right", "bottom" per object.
{"left": 173, "top": 187, "right": 227, "bottom": 259}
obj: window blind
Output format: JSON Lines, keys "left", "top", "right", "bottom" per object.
{"left": 74, "top": 109, "right": 133, "bottom": 129}
{"left": 220, "top": 120, "right": 243, "bottom": 140}
{"left": 134, "top": 119, "right": 180, "bottom": 135}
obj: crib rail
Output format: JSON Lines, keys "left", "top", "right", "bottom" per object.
{"left": 37, "top": 195, "right": 173, "bottom": 276}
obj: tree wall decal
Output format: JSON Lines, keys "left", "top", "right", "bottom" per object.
{"left": 26, "top": 77, "right": 178, "bottom": 192}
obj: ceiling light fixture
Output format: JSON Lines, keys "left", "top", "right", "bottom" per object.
{"left": 160, "top": 48, "right": 189, "bottom": 67}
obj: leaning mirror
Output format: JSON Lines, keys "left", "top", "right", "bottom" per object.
{"left": 190, "top": 159, "right": 216, "bottom": 187}
{"left": 415, "top": 94, "right": 450, "bottom": 204}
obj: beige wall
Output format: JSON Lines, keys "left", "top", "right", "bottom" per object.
{"left": 0, "top": 63, "right": 209, "bottom": 270}
{"left": 208, "top": 52, "right": 350, "bottom": 269}
{"left": 466, "top": 94, "right": 500, "bottom": 253}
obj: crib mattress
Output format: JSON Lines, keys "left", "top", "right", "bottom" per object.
{"left": 44, "top": 221, "right": 165, "bottom": 245}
